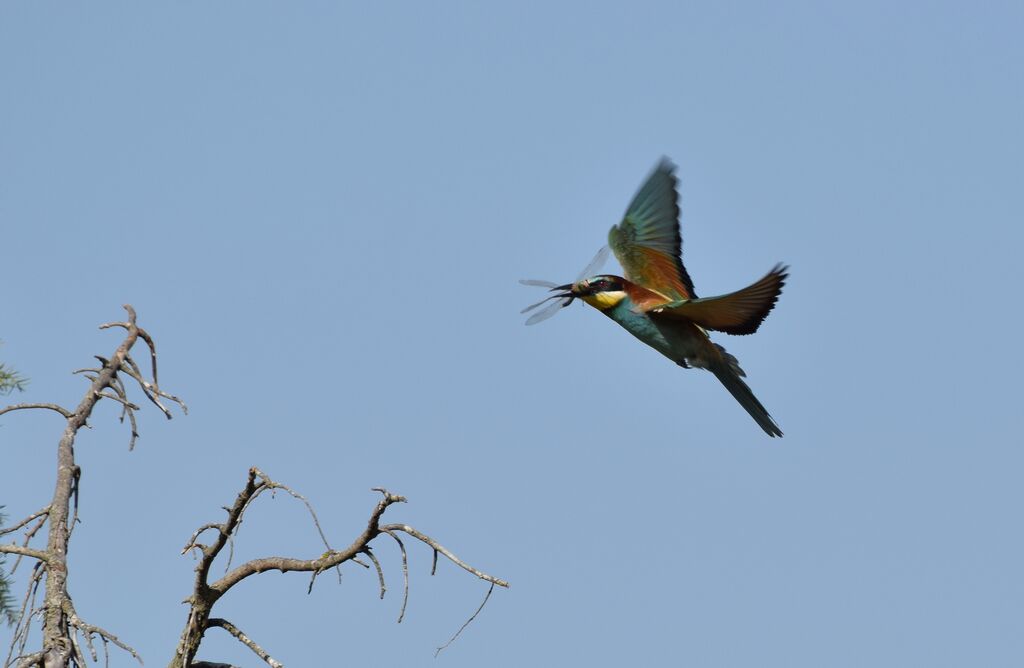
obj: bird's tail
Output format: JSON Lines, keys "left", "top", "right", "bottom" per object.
{"left": 709, "top": 345, "right": 782, "bottom": 437}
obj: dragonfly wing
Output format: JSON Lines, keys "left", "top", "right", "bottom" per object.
{"left": 575, "top": 246, "right": 610, "bottom": 281}
{"left": 525, "top": 297, "right": 572, "bottom": 326}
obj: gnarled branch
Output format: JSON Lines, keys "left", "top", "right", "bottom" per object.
{"left": 169, "top": 469, "right": 507, "bottom": 667}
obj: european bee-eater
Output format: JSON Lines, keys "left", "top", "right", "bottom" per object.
{"left": 523, "top": 159, "right": 788, "bottom": 437}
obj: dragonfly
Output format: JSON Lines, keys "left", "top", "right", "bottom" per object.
{"left": 519, "top": 246, "right": 610, "bottom": 326}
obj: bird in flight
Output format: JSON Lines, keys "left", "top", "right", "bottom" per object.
{"left": 522, "top": 159, "right": 788, "bottom": 437}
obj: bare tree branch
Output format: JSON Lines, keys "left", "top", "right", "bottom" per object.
{"left": 95, "top": 391, "right": 139, "bottom": 412}
{"left": 4, "top": 305, "right": 508, "bottom": 667}
{"left": 381, "top": 530, "right": 410, "bottom": 623}
{"left": 208, "top": 481, "right": 406, "bottom": 595}
{"left": 379, "top": 524, "right": 510, "bottom": 588}
{"left": 66, "top": 606, "right": 143, "bottom": 665}
{"left": 169, "top": 471, "right": 507, "bottom": 667}
{"left": 0, "top": 545, "right": 49, "bottom": 563}
{"left": 0, "top": 404, "right": 72, "bottom": 419}
{"left": 67, "top": 626, "right": 87, "bottom": 668}
{"left": 10, "top": 515, "right": 48, "bottom": 576}
{"left": 365, "top": 548, "right": 386, "bottom": 600}
{"left": 181, "top": 524, "right": 223, "bottom": 556}
{"left": 4, "top": 305, "right": 184, "bottom": 667}
{"left": 207, "top": 619, "right": 283, "bottom": 668}
{"left": 5, "top": 564, "right": 44, "bottom": 668}
{"left": 260, "top": 480, "right": 333, "bottom": 555}
{"left": 0, "top": 508, "right": 49, "bottom": 538}
{"left": 118, "top": 354, "right": 188, "bottom": 419}
{"left": 133, "top": 327, "right": 161, "bottom": 389}
{"left": 78, "top": 622, "right": 98, "bottom": 662}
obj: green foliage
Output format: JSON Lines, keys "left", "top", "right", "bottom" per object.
{"left": 0, "top": 341, "right": 26, "bottom": 624}
{"left": 0, "top": 348, "right": 26, "bottom": 395}
{"left": 0, "top": 508, "right": 18, "bottom": 626}
{"left": 0, "top": 365, "right": 26, "bottom": 394}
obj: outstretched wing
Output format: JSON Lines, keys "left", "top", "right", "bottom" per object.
{"left": 608, "top": 159, "right": 696, "bottom": 302}
{"left": 648, "top": 265, "right": 788, "bottom": 335}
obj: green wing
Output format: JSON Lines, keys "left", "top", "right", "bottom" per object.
{"left": 608, "top": 159, "right": 696, "bottom": 301}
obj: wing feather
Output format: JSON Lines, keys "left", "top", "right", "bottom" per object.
{"left": 608, "top": 159, "right": 696, "bottom": 301}
{"left": 649, "top": 265, "right": 788, "bottom": 335}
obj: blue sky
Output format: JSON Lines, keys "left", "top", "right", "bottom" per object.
{"left": 2, "top": 2, "right": 1022, "bottom": 666}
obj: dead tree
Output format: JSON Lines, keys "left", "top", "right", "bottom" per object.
{"left": 171, "top": 468, "right": 508, "bottom": 667}
{"left": 1, "top": 306, "right": 508, "bottom": 668}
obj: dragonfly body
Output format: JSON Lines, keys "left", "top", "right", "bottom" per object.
{"left": 523, "top": 159, "right": 788, "bottom": 437}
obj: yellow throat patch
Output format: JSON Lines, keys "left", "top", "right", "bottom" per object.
{"left": 581, "top": 291, "right": 627, "bottom": 311}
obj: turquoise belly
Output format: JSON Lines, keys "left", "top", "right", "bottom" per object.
{"left": 604, "top": 301, "right": 697, "bottom": 363}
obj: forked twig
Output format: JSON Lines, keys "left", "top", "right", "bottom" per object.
{"left": 0, "top": 507, "right": 49, "bottom": 538}
{"left": 67, "top": 606, "right": 143, "bottom": 665}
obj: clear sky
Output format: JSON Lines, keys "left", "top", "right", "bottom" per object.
{"left": 2, "top": 2, "right": 1022, "bottom": 666}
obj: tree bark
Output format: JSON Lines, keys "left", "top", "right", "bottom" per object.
{"left": 41, "top": 315, "right": 140, "bottom": 659}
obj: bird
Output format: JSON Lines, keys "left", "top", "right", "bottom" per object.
{"left": 522, "top": 159, "right": 788, "bottom": 437}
